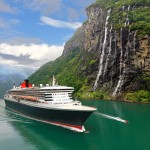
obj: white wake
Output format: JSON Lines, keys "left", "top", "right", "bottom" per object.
{"left": 95, "top": 112, "right": 128, "bottom": 123}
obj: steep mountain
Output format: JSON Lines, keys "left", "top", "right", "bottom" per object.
{"left": 0, "top": 64, "right": 36, "bottom": 98}
{"left": 29, "top": 0, "right": 150, "bottom": 102}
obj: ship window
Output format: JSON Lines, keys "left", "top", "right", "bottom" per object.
{"left": 45, "top": 99, "right": 53, "bottom": 101}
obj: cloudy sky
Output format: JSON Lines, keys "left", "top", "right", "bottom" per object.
{"left": 0, "top": 0, "right": 95, "bottom": 68}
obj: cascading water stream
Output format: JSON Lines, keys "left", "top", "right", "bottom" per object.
{"left": 122, "top": 6, "right": 125, "bottom": 11}
{"left": 125, "top": 5, "right": 130, "bottom": 27}
{"left": 103, "top": 25, "right": 112, "bottom": 76}
{"left": 112, "top": 28, "right": 124, "bottom": 96}
{"left": 128, "top": 5, "right": 130, "bottom": 11}
{"left": 112, "top": 5, "right": 132, "bottom": 96}
{"left": 93, "top": 9, "right": 111, "bottom": 91}
{"left": 125, "top": 14, "right": 129, "bottom": 27}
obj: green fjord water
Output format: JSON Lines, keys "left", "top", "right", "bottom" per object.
{"left": 0, "top": 99, "right": 150, "bottom": 150}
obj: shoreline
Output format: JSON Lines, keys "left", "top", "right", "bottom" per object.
{"left": 75, "top": 90, "right": 150, "bottom": 104}
{"left": 78, "top": 97, "right": 150, "bottom": 104}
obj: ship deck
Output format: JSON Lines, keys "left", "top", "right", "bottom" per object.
{"left": 5, "top": 97, "right": 96, "bottom": 111}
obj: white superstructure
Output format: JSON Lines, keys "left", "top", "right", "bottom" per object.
{"left": 4, "top": 77, "right": 95, "bottom": 111}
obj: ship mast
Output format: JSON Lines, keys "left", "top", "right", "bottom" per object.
{"left": 52, "top": 75, "right": 56, "bottom": 86}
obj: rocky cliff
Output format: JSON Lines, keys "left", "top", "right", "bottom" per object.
{"left": 29, "top": 0, "right": 150, "bottom": 101}
{"left": 83, "top": 1, "right": 150, "bottom": 97}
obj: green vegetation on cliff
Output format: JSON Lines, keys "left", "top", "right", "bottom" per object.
{"left": 125, "top": 76, "right": 150, "bottom": 102}
{"left": 125, "top": 90, "right": 150, "bottom": 102}
{"left": 91, "top": 0, "right": 150, "bottom": 8}
{"left": 90, "top": 0, "right": 150, "bottom": 37}
{"left": 29, "top": 48, "right": 85, "bottom": 92}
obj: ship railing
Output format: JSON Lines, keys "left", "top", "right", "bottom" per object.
{"left": 41, "top": 100, "right": 81, "bottom": 106}
{"left": 52, "top": 100, "right": 82, "bottom": 106}
{"left": 4, "top": 94, "right": 12, "bottom": 98}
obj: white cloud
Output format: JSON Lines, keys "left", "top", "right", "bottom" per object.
{"left": 0, "top": 57, "right": 16, "bottom": 65}
{"left": 21, "top": 0, "right": 61, "bottom": 15}
{"left": 40, "top": 16, "right": 82, "bottom": 30}
{"left": 14, "top": 0, "right": 95, "bottom": 20}
{"left": 73, "top": 0, "right": 96, "bottom": 7}
{"left": 0, "top": 17, "right": 20, "bottom": 29}
{"left": 0, "top": 43, "right": 64, "bottom": 67}
{"left": 0, "top": 0, "right": 17, "bottom": 14}
{"left": 1, "top": 36, "right": 42, "bottom": 45}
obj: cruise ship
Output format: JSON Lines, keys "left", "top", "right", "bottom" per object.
{"left": 4, "top": 77, "right": 96, "bottom": 132}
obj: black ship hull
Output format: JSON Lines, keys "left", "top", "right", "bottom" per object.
{"left": 4, "top": 99, "right": 94, "bottom": 132}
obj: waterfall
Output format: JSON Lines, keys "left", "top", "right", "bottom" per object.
{"left": 93, "top": 9, "right": 111, "bottom": 91}
{"left": 127, "top": 14, "right": 130, "bottom": 25}
{"left": 122, "top": 6, "right": 125, "bottom": 11}
{"left": 125, "top": 5, "right": 130, "bottom": 27}
{"left": 112, "top": 28, "right": 124, "bottom": 96}
{"left": 103, "top": 25, "right": 112, "bottom": 76}
{"left": 128, "top": 5, "right": 130, "bottom": 11}
{"left": 125, "top": 14, "right": 129, "bottom": 27}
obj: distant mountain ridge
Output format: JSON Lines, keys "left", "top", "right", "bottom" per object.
{"left": 29, "top": 0, "right": 150, "bottom": 102}
{"left": 0, "top": 64, "right": 36, "bottom": 98}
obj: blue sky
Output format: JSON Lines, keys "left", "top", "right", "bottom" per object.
{"left": 0, "top": 0, "right": 95, "bottom": 67}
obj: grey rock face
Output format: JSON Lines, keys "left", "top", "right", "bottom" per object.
{"left": 83, "top": 5, "right": 150, "bottom": 96}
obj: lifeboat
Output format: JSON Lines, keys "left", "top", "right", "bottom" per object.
{"left": 20, "top": 96, "right": 38, "bottom": 102}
